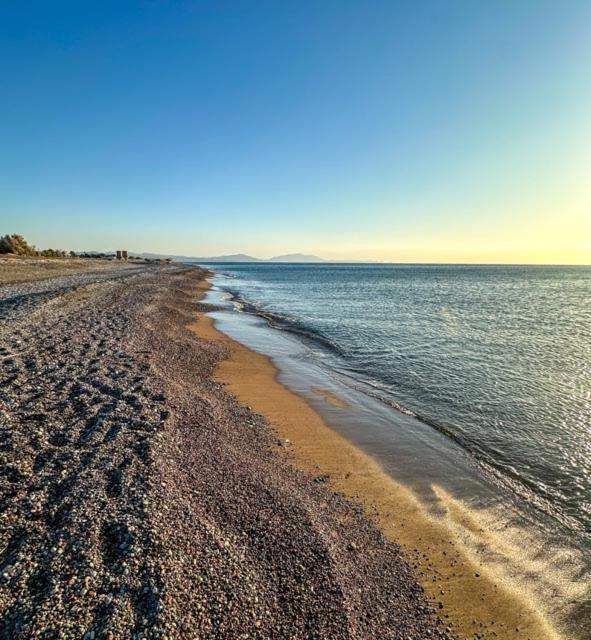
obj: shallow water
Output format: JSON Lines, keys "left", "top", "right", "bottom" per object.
{"left": 199, "top": 263, "right": 591, "bottom": 636}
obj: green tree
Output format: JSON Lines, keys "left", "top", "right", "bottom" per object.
{"left": 0, "top": 234, "right": 37, "bottom": 256}
{"left": 39, "top": 248, "right": 67, "bottom": 258}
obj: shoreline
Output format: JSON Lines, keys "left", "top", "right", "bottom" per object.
{"left": 192, "top": 276, "right": 565, "bottom": 640}
{"left": 1, "top": 265, "right": 456, "bottom": 639}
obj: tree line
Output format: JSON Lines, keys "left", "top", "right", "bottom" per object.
{"left": 0, "top": 234, "right": 70, "bottom": 258}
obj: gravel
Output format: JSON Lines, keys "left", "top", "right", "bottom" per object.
{"left": 0, "top": 265, "right": 455, "bottom": 639}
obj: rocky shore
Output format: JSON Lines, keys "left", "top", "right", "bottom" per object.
{"left": 0, "top": 265, "right": 454, "bottom": 639}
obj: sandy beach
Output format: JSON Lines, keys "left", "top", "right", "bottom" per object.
{"left": 0, "top": 263, "right": 454, "bottom": 639}
{"left": 193, "top": 275, "right": 568, "bottom": 640}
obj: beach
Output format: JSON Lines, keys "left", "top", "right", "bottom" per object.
{"left": 0, "top": 255, "right": 141, "bottom": 284}
{"left": 202, "top": 262, "right": 591, "bottom": 639}
{"left": 1, "top": 263, "right": 454, "bottom": 639}
{"left": 195, "top": 276, "right": 570, "bottom": 640}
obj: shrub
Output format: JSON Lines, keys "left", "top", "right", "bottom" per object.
{"left": 0, "top": 233, "right": 37, "bottom": 256}
{"left": 0, "top": 234, "right": 68, "bottom": 257}
{"left": 39, "top": 248, "right": 67, "bottom": 258}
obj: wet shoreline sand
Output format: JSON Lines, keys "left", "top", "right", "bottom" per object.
{"left": 193, "top": 276, "right": 565, "bottom": 640}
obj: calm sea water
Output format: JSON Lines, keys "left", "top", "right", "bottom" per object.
{"left": 206, "top": 263, "right": 591, "bottom": 545}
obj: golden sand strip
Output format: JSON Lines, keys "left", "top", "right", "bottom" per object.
{"left": 191, "top": 281, "right": 562, "bottom": 640}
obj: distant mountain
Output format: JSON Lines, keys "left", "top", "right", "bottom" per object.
{"left": 79, "top": 249, "right": 374, "bottom": 263}
{"left": 135, "top": 252, "right": 326, "bottom": 263}
{"left": 268, "top": 253, "right": 325, "bottom": 263}
{"left": 138, "top": 252, "right": 262, "bottom": 263}
{"left": 198, "top": 253, "right": 263, "bottom": 262}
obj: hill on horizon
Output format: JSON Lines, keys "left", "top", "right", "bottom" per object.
{"left": 267, "top": 253, "right": 326, "bottom": 263}
{"left": 138, "top": 252, "right": 326, "bottom": 263}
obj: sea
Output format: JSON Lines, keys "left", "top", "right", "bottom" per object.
{"left": 198, "top": 262, "right": 591, "bottom": 635}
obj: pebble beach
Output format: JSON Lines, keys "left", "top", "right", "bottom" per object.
{"left": 0, "top": 263, "right": 453, "bottom": 639}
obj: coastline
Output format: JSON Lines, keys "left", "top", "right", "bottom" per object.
{"left": 192, "top": 276, "right": 564, "bottom": 640}
{"left": 1, "top": 265, "right": 455, "bottom": 639}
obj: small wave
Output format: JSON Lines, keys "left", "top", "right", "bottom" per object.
{"left": 222, "top": 284, "right": 493, "bottom": 456}
{"left": 214, "top": 278, "right": 589, "bottom": 549}
{"left": 338, "top": 371, "right": 469, "bottom": 445}
{"left": 324, "top": 368, "right": 586, "bottom": 540}
{"left": 222, "top": 288, "right": 346, "bottom": 357}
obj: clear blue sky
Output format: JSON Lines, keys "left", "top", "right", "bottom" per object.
{"left": 1, "top": 1, "right": 590, "bottom": 262}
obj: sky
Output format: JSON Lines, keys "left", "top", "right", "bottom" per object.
{"left": 1, "top": 1, "right": 590, "bottom": 263}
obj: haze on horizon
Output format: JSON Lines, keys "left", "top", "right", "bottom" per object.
{"left": 1, "top": 1, "right": 590, "bottom": 265}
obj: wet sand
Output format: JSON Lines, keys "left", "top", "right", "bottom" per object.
{"left": 311, "top": 386, "right": 351, "bottom": 408}
{"left": 192, "top": 278, "right": 564, "bottom": 640}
